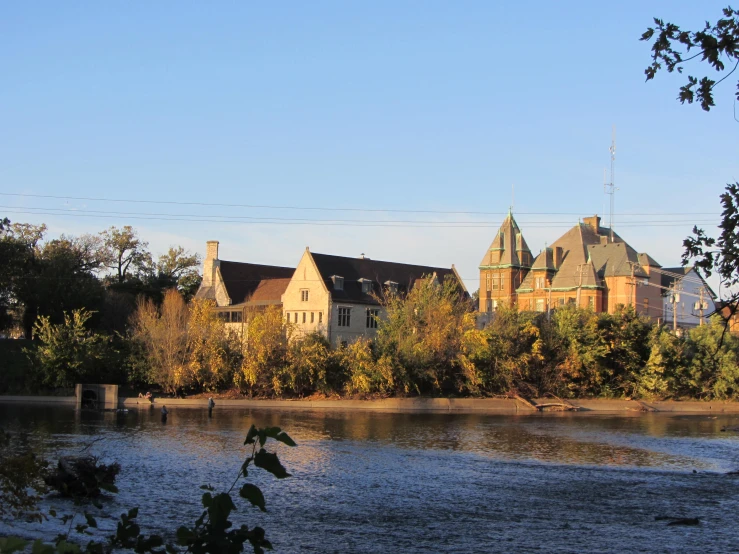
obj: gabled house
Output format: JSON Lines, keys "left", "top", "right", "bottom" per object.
{"left": 283, "top": 248, "right": 467, "bottom": 345}
{"left": 195, "top": 241, "right": 295, "bottom": 327}
{"left": 479, "top": 214, "right": 663, "bottom": 319}
{"left": 660, "top": 267, "right": 716, "bottom": 329}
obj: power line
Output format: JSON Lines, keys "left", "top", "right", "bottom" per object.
{"left": 0, "top": 208, "right": 720, "bottom": 229}
{"left": 0, "top": 192, "right": 721, "bottom": 217}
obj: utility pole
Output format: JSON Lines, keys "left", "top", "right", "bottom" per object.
{"left": 698, "top": 287, "right": 706, "bottom": 326}
{"left": 576, "top": 264, "right": 584, "bottom": 307}
{"left": 670, "top": 283, "right": 681, "bottom": 333}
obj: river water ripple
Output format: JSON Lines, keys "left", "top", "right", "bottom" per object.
{"left": 2, "top": 406, "right": 739, "bottom": 553}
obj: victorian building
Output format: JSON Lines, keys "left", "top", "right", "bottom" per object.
{"left": 478, "top": 213, "right": 663, "bottom": 320}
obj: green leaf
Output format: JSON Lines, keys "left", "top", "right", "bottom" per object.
{"left": 175, "top": 527, "right": 197, "bottom": 546}
{"left": 244, "top": 424, "right": 258, "bottom": 445}
{"left": 55, "top": 541, "right": 82, "bottom": 554}
{"left": 239, "top": 483, "right": 266, "bottom": 512}
{"left": 84, "top": 512, "right": 98, "bottom": 528}
{"left": 30, "top": 541, "right": 55, "bottom": 554}
{"left": 254, "top": 449, "right": 291, "bottom": 478}
{"left": 274, "top": 431, "right": 297, "bottom": 447}
{"left": 0, "top": 537, "right": 28, "bottom": 554}
{"left": 99, "top": 482, "right": 118, "bottom": 493}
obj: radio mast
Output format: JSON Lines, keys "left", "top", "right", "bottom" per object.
{"left": 604, "top": 127, "right": 617, "bottom": 242}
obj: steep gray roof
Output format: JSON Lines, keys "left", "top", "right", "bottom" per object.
{"left": 310, "top": 252, "right": 466, "bottom": 305}
{"left": 479, "top": 212, "right": 532, "bottom": 269}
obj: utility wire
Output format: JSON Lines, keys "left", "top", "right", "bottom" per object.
{"left": 0, "top": 192, "right": 721, "bottom": 217}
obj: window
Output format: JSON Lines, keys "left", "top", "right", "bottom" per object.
{"left": 384, "top": 280, "right": 398, "bottom": 294}
{"left": 338, "top": 307, "right": 351, "bottom": 327}
{"left": 366, "top": 308, "right": 379, "bottom": 329}
{"left": 535, "top": 276, "right": 545, "bottom": 289}
{"left": 294, "top": 313, "right": 299, "bottom": 323}
{"left": 319, "top": 312, "right": 323, "bottom": 324}
{"left": 485, "top": 273, "right": 491, "bottom": 292}
{"left": 493, "top": 300, "right": 498, "bottom": 311}
{"left": 311, "top": 312, "right": 315, "bottom": 323}
{"left": 568, "top": 298, "right": 576, "bottom": 304}
{"left": 302, "top": 312, "right": 306, "bottom": 323}
{"left": 332, "top": 276, "right": 344, "bottom": 291}
{"left": 535, "top": 299, "right": 546, "bottom": 312}
{"left": 492, "top": 275, "right": 500, "bottom": 290}
{"left": 231, "top": 311, "right": 243, "bottom": 323}
{"left": 643, "top": 298, "right": 649, "bottom": 310}
{"left": 588, "top": 296, "right": 595, "bottom": 309}
{"left": 300, "top": 289, "right": 309, "bottom": 302}
{"left": 217, "top": 312, "right": 229, "bottom": 321}
{"left": 360, "top": 279, "right": 373, "bottom": 295}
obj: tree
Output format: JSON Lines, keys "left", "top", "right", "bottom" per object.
{"left": 641, "top": 7, "right": 739, "bottom": 111}
{"left": 0, "top": 218, "right": 31, "bottom": 331}
{"left": 30, "top": 309, "right": 111, "bottom": 388}
{"left": 156, "top": 246, "right": 202, "bottom": 299}
{"left": 130, "top": 289, "right": 189, "bottom": 395}
{"left": 642, "top": 8, "right": 739, "bottom": 336}
{"left": 100, "top": 226, "right": 153, "bottom": 284}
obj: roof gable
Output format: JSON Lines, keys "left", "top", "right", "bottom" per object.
{"left": 217, "top": 260, "right": 294, "bottom": 305}
{"left": 479, "top": 212, "right": 532, "bottom": 268}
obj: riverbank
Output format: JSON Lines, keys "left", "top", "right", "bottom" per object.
{"left": 4, "top": 394, "right": 739, "bottom": 413}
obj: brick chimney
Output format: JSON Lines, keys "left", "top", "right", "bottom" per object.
{"left": 553, "top": 246, "right": 564, "bottom": 269}
{"left": 202, "top": 240, "right": 220, "bottom": 288}
{"left": 583, "top": 215, "right": 601, "bottom": 234}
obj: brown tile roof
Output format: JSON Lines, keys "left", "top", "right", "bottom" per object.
{"left": 479, "top": 212, "right": 532, "bottom": 268}
{"left": 310, "top": 252, "right": 465, "bottom": 305}
{"left": 588, "top": 242, "right": 649, "bottom": 280}
{"left": 218, "top": 261, "right": 294, "bottom": 305}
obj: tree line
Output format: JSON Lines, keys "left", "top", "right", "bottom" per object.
{"left": 16, "top": 265, "right": 739, "bottom": 401}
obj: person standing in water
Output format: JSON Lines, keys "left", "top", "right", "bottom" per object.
{"left": 208, "top": 397, "right": 215, "bottom": 417}
{"left": 161, "top": 405, "right": 169, "bottom": 423}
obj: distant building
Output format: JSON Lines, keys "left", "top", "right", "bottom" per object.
{"left": 195, "top": 241, "right": 467, "bottom": 345}
{"left": 282, "top": 248, "right": 467, "bottom": 345}
{"left": 195, "top": 241, "right": 294, "bottom": 328}
{"left": 660, "top": 267, "right": 716, "bottom": 329}
{"left": 478, "top": 212, "right": 663, "bottom": 320}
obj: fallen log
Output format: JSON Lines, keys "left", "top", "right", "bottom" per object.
{"left": 535, "top": 403, "right": 581, "bottom": 412}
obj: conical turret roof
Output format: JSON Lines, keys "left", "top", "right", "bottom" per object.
{"left": 479, "top": 211, "right": 532, "bottom": 269}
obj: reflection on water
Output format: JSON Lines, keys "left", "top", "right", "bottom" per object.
{"left": 2, "top": 406, "right": 739, "bottom": 553}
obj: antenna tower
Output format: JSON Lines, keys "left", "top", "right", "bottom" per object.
{"left": 603, "top": 127, "right": 617, "bottom": 242}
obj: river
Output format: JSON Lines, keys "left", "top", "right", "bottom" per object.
{"left": 2, "top": 405, "right": 739, "bottom": 553}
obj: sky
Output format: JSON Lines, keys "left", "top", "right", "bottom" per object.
{"left": 1, "top": 1, "right": 737, "bottom": 295}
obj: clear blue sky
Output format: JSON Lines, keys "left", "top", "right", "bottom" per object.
{"left": 1, "top": 1, "right": 736, "bottom": 293}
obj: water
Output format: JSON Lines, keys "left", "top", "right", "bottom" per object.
{"left": 2, "top": 405, "right": 739, "bottom": 553}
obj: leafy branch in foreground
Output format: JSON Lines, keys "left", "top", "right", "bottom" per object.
{"left": 641, "top": 6, "right": 739, "bottom": 110}
{"left": 0, "top": 425, "right": 296, "bottom": 554}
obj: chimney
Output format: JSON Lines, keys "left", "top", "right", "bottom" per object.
{"left": 583, "top": 215, "right": 601, "bottom": 234}
{"left": 202, "top": 240, "right": 220, "bottom": 288}
{"left": 553, "top": 246, "right": 563, "bottom": 269}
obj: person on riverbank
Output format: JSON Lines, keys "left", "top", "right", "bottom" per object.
{"left": 208, "top": 397, "right": 215, "bottom": 417}
{"left": 161, "top": 405, "right": 168, "bottom": 423}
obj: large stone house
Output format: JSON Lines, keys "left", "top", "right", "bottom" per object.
{"left": 195, "top": 241, "right": 467, "bottom": 344}
{"left": 195, "top": 241, "right": 295, "bottom": 329}
{"left": 283, "top": 248, "right": 467, "bottom": 345}
{"left": 478, "top": 212, "right": 663, "bottom": 320}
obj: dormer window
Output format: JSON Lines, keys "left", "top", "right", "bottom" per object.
{"left": 331, "top": 275, "right": 344, "bottom": 291}
{"left": 384, "top": 280, "right": 399, "bottom": 294}
{"left": 359, "top": 278, "right": 373, "bottom": 295}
